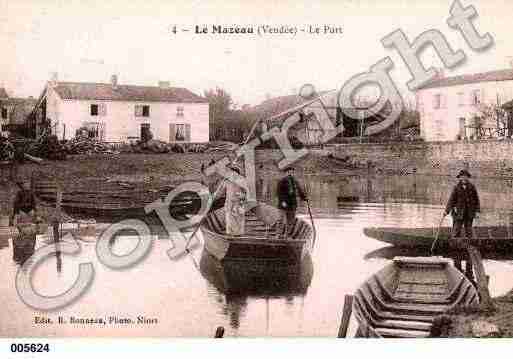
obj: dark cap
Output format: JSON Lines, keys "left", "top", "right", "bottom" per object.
{"left": 456, "top": 169, "right": 471, "bottom": 178}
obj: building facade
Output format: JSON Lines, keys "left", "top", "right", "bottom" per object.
{"left": 30, "top": 76, "right": 209, "bottom": 143}
{"left": 416, "top": 69, "right": 513, "bottom": 142}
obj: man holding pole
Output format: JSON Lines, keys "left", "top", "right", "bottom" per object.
{"left": 277, "top": 166, "right": 307, "bottom": 238}
{"left": 444, "top": 169, "right": 480, "bottom": 278}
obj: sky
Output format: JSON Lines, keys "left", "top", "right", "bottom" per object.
{"left": 1, "top": 0, "right": 513, "bottom": 106}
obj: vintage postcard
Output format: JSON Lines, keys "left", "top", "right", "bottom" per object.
{"left": 1, "top": 0, "right": 513, "bottom": 348}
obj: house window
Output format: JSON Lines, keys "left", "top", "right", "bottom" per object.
{"left": 90, "top": 103, "right": 107, "bottom": 116}
{"left": 472, "top": 90, "right": 481, "bottom": 105}
{"left": 1, "top": 107, "right": 7, "bottom": 119}
{"left": 135, "top": 105, "right": 150, "bottom": 117}
{"left": 170, "top": 123, "right": 191, "bottom": 142}
{"left": 433, "top": 94, "right": 441, "bottom": 109}
{"left": 176, "top": 124, "right": 186, "bottom": 141}
{"left": 176, "top": 106, "right": 184, "bottom": 117}
{"left": 457, "top": 92, "right": 465, "bottom": 106}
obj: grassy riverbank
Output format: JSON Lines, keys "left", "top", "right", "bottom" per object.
{"left": 446, "top": 291, "right": 513, "bottom": 337}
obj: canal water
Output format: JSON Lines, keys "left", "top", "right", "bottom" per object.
{"left": 1, "top": 174, "right": 513, "bottom": 337}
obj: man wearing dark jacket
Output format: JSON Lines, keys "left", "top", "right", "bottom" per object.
{"left": 277, "top": 166, "right": 307, "bottom": 237}
{"left": 444, "top": 169, "right": 480, "bottom": 277}
{"left": 11, "top": 180, "right": 38, "bottom": 226}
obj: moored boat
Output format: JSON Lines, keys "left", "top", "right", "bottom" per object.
{"left": 353, "top": 256, "right": 479, "bottom": 338}
{"left": 201, "top": 203, "right": 313, "bottom": 263}
{"left": 364, "top": 226, "right": 513, "bottom": 252}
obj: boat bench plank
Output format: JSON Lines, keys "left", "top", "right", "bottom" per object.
{"left": 396, "top": 283, "right": 449, "bottom": 295}
{"left": 374, "top": 327, "right": 430, "bottom": 338}
{"left": 393, "top": 292, "right": 451, "bottom": 304}
{"left": 363, "top": 285, "right": 450, "bottom": 314}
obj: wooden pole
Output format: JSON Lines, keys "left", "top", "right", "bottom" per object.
{"left": 467, "top": 245, "right": 495, "bottom": 311}
{"left": 52, "top": 183, "right": 62, "bottom": 243}
{"left": 214, "top": 326, "right": 225, "bottom": 338}
{"left": 337, "top": 294, "right": 354, "bottom": 338}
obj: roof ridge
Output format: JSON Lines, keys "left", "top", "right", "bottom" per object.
{"left": 419, "top": 68, "right": 513, "bottom": 90}
{"left": 56, "top": 81, "right": 188, "bottom": 90}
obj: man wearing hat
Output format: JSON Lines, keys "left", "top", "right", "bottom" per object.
{"left": 444, "top": 169, "right": 480, "bottom": 276}
{"left": 11, "top": 179, "right": 38, "bottom": 227}
{"left": 277, "top": 166, "right": 307, "bottom": 238}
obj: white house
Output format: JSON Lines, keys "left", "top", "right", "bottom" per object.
{"left": 30, "top": 75, "right": 209, "bottom": 143}
{"left": 416, "top": 69, "right": 513, "bottom": 142}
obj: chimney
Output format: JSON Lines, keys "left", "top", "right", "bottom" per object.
{"left": 111, "top": 74, "right": 118, "bottom": 89}
{"left": 158, "top": 81, "right": 170, "bottom": 89}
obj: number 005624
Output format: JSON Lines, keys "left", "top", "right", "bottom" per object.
{"left": 10, "top": 343, "right": 50, "bottom": 352}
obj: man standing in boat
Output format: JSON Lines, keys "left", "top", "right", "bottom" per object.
{"left": 277, "top": 166, "right": 307, "bottom": 238}
{"left": 444, "top": 169, "right": 480, "bottom": 277}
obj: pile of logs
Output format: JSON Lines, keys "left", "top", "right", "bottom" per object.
{"left": 63, "top": 136, "right": 115, "bottom": 155}
{"left": 0, "top": 136, "right": 14, "bottom": 162}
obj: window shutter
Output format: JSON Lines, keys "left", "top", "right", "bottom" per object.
{"left": 100, "top": 103, "right": 107, "bottom": 116}
{"left": 185, "top": 124, "right": 191, "bottom": 142}
{"left": 169, "top": 123, "right": 176, "bottom": 142}
{"left": 469, "top": 90, "right": 476, "bottom": 106}
{"left": 100, "top": 122, "right": 106, "bottom": 141}
{"left": 441, "top": 94, "right": 447, "bottom": 109}
{"left": 135, "top": 105, "right": 142, "bottom": 117}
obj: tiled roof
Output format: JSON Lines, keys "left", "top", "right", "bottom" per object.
{"left": 52, "top": 82, "right": 208, "bottom": 103}
{"left": 250, "top": 91, "right": 333, "bottom": 121}
{"left": 418, "top": 69, "right": 513, "bottom": 90}
{"left": 0, "top": 88, "right": 8, "bottom": 98}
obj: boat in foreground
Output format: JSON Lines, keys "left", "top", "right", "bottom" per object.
{"left": 364, "top": 226, "right": 513, "bottom": 252}
{"left": 353, "top": 256, "right": 479, "bottom": 338}
{"left": 201, "top": 203, "right": 313, "bottom": 263}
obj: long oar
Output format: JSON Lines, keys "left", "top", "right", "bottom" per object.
{"left": 430, "top": 213, "right": 446, "bottom": 255}
{"left": 306, "top": 199, "right": 317, "bottom": 251}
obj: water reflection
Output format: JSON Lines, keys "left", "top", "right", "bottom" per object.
{"left": 12, "top": 235, "right": 36, "bottom": 266}
{"left": 199, "top": 251, "right": 313, "bottom": 331}
{"left": 1, "top": 173, "right": 513, "bottom": 337}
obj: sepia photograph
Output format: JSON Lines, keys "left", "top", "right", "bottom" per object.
{"left": 1, "top": 0, "right": 513, "bottom": 346}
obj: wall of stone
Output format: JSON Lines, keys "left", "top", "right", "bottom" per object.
{"left": 256, "top": 140, "right": 513, "bottom": 177}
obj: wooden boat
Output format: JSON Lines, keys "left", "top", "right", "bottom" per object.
{"left": 201, "top": 203, "right": 313, "bottom": 262}
{"left": 35, "top": 179, "right": 226, "bottom": 221}
{"left": 365, "top": 245, "right": 513, "bottom": 262}
{"left": 364, "top": 226, "right": 513, "bottom": 252}
{"left": 353, "top": 256, "right": 479, "bottom": 338}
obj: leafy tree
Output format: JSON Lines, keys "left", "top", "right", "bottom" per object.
{"left": 204, "top": 87, "right": 233, "bottom": 140}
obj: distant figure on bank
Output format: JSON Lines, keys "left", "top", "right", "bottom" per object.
{"left": 277, "top": 166, "right": 307, "bottom": 237}
{"left": 444, "top": 169, "right": 480, "bottom": 276}
{"left": 225, "top": 164, "right": 246, "bottom": 236}
{"left": 11, "top": 179, "right": 38, "bottom": 226}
